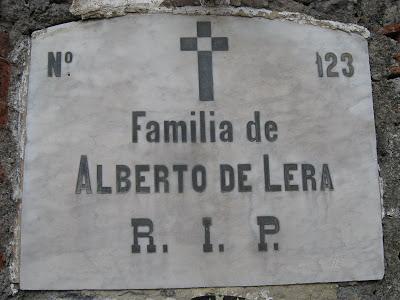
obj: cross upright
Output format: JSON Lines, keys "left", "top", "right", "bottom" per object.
{"left": 180, "top": 21, "right": 229, "bottom": 101}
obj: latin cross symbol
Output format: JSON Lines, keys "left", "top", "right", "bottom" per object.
{"left": 180, "top": 21, "right": 229, "bottom": 101}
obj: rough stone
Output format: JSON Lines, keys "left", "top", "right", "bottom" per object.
{"left": 19, "top": 284, "right": 338, "bottom": 299}
{"left": 68, "top": 3, "right": 371, "bottom": 38}
{"left": 390, "top": 78, "right": 400, "bottom": 95}
{"left": 0, "top": 32, "right": 10, "bottom": 58}
{"left": 383, "top": 3, "right": 400, "bottom": 26}
{"left": 0, "top": 252, "right": 5, "bottom": 271}
{"left": 163, "top": 0, "right": 202, "bottom": 7}
{"left": 0, "top": 164, "right": 6, "bottom": 183}
{"left": 388, "top": 65, "right": 400, "bottom": 79}
{"left": 0, "top": 31, "right": 10, "bottom": 127}
{"left": 70, "top": 0, "right": 165, "bottom": 17}
{"left": 380, "top": 23, "right": 400, "bottom": 42}
{"left": 0, "top": 60, "right": 10, "bottom": 127}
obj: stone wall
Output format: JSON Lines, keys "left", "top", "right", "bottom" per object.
{"left": 0, "top": 0, "right": 399, "bottom": 299}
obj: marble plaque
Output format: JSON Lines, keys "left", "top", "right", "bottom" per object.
{"left": 21, "top": 13, "right": 384, "bottom": 290}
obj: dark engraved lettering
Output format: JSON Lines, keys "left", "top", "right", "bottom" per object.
{"left": 264, "top": 121, "right": 278, "bottom": 142}
{"left": 48, "top": 51, "right": 61, "bottom": 77}
{"left": 173, "top": 165, "right": 188, "bottom": 193}
{"left": 202, "top": 217, "right": 213, "bottom": 252}
{"left": 247, "top": 111, "right": 277, "bottom": 142}
{"left": 220, "top": 164, "right": 235, "bottom": 192}
{"left": 135, "top": 165, "right": 150, "bottom": 193}
{"left": 210, "top": 113, "right": 216, "bottom": 142}
{"left": 341, "top": 53, "right": 354, "bottom": 77}
{"left": 325, "top": 52, "right": 339, "bottom": 77}
{"left": 116, "top": 165, "right": 131, "bottom": 193}
{"left": 192, "top": 165, "right": 207, "bottom": 192}
{"left": 154, "top": 165, "right": 169, "bottom": 193}
{"left": 317, "top": 52, "right": 354, "bottom": 78}
{"left": 257, "top": 216, "right": 280, "bottom": 252}
{"left": 247, "top": 111, "right": 261, "bottom": 142}
{"left": 316, "top": 52, "right": 323, "bottom": 77}
{"left": 190, "top": 112, "right": 197, "bottom": 143}
{"left": 132, "top": 111, "right": 146, "bottom": 143}
{"left": 283, "top": 164, "right": 299, "bottom": 191}
{"left": 75, "top": 155, "right": 92, "bottom": 194}
{"left": 64, "top": 51, "right": 73, "bottom": 63}
{"left": 238, "top": 164, "right": 252, "bottom": 192}
{"left": 264, "top": 155, "right": 282, "bottom": 192}
{"left": 164, "top": 120, "right": 187, "bottom": 143}
{"left": 130, "top": 111, "right": 235, "bottom": 144}
{"left": 97, "top": 165, "right": 112, "bottom": 194}
{"left": 219, "top": 121, "right": 233, "bottom": 142}
{"left": 200, "top": 111, "right": 206, "bottom": 142}
{"left": 274, "top": 243, "right": 279, "bottom": 251}
{"left": 146, "top": 121, "right": 160, "bottom": 143}
{"left": 131, "top": 218, "right": 156, "bottom": 253}
{"left": 301, "top": 164, "right": 316, "bottom": 191}
{"left": 321, "top": 164, "right": 334, "bottom": 191}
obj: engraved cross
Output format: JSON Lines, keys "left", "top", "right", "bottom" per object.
{"left": 180, "top": 21, "right": 229, "bottom": 101}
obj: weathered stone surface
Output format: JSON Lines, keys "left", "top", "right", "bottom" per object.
{"left": 0, "top": 32, "right": 11, "bottom": 58}
{"left": 21, "top": 13, "right": 382, "bottom": 290}
{"left": 0, "top": 61, "right": 10, "bottom": 127}
{"left": 0, "top": 32, "right": 10, "bottom": 127}
{"left": 0, "top": 252, "right": 5, "bottom": 271}
{"left": 380, "top": 23, "right": 400, "bottom": 42}
{"left": 0, "top": 164, "right": 6, "bottom": 183}
{"left": 20, "top": 284, "right": 338, "bottom": 299}
{"left": 70, "top": 0, "right": 165, "bottom": 18}
{"left": 69, "top": 3, "right": 371, "bottom": 39}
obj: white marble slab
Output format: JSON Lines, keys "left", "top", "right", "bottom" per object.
{"left": 20, "top": 13, "right": 384, "bottom": 290}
